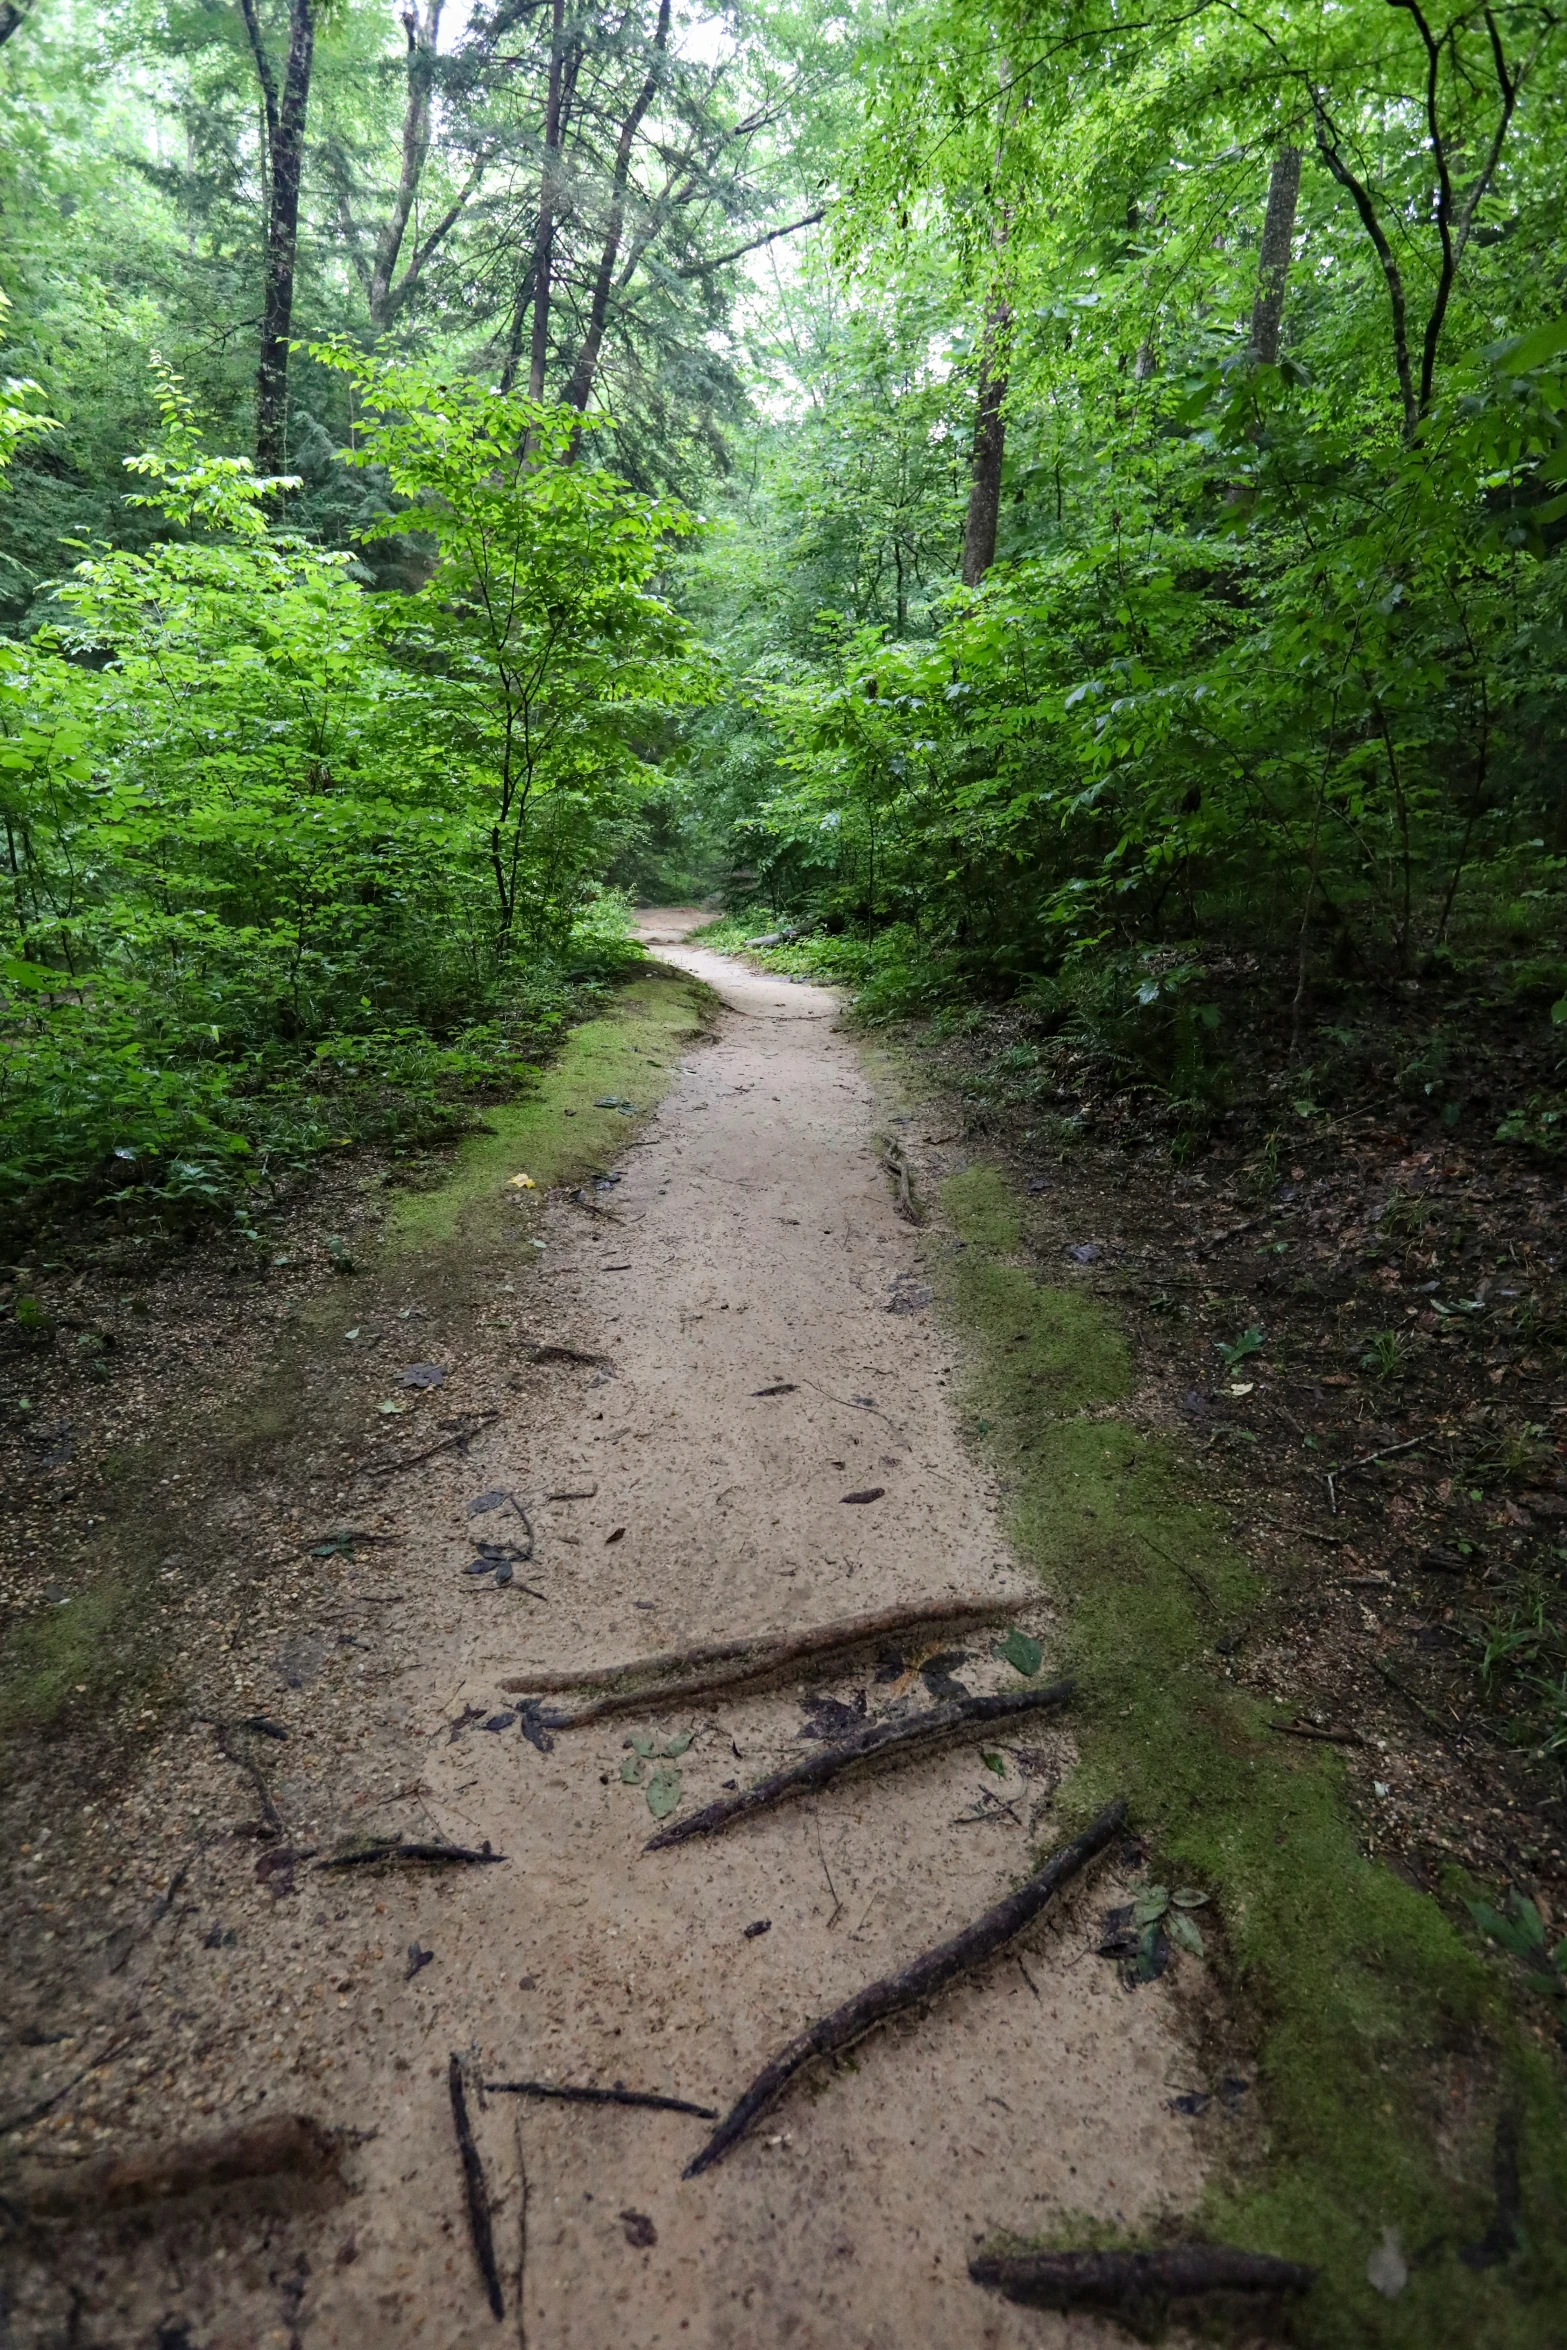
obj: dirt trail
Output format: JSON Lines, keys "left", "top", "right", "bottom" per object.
{"left": 11, "top": 914, "right": 1208, "bottom": 2347}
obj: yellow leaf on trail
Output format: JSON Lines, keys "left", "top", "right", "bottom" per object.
{"left": 508, "top": 1173, "right": 536, "bottom": 1189}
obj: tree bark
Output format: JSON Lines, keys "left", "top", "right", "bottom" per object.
{"left": 961, "top": 309, "right": 1009, "bottom": 586}
{"left": 240, "top": 0, "right": 317, "bottom": 477}
{"left": 369, "top": 1, "right": 444, "bottom": 332}
{"left": 1248, "top": 145, "right": 1302, "bottom": 365}
{"left": 560, "top": 0, "right": 672, "bottom": 420}
{"left": 0, "top": 0, "right": 36, "bottom": 49}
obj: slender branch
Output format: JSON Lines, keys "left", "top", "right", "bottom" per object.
{"left": 1312, "top": 98, "right": 1416, "bottom": 437}
{"left": 672, "top": 208, "right": 826, "bottom": 277}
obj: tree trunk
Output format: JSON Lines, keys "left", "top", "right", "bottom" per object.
{"left": 240, "top": 0, "right": 317, "bottom": 477}
{"left": 0, "top": 0, "right": 36, "bottom": 49}
{"left": 560, "top": 0, "right": 671, "bottom": 420}
{"left": 369, "top": 1, "right": 443, "bottom": 333}
{"left": 961, "top": 308, "right": 1009, "bottom": 587}
{"left": 1248, "top": 145, "right": 1302, "bottom": 365}
{"left": 527, "top": 0, "right": 569, "bottom": 403}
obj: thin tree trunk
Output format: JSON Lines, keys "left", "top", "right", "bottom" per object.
{"left": 369, "top": 0, "right": 443, "bottom": 333}
{"left": 240, "top": 0, "right": 317, "bottom": 477}
{"left": 560, "top": 0, "right": 671, "bottom": 420}
{"left": 527, "top": 0, "right": 569, "bottom": 403}
{"left": 1248, "top": 145, "right": 1302, "bottom": 365}
{"left": 961, "top": 315, "right": 1009, "bottom": 586}
{"left": 0, "top": 0, "right": 36, "bottom": 49}
{"left": 961, "top": 56, "right": 1013, "bottom": 588}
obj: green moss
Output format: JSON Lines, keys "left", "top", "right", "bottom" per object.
{"left": 0, "top": 1572, "right": 147, "bottom": 1744}
{"left": 940, "top": 1165, "right": 1567, "bottom": 2346}
{"left": 388, "top": 965, "right": 709, "bottom": 1249}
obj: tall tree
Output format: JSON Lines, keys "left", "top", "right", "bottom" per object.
{"left": 238, "top": 0, "right": 318, "bottom": 474}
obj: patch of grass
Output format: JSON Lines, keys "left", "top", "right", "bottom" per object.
{"left": 387, "top": 964, "right": 711, "bottom": 1248}
{"left": 0, "top": 1571, "right": 151, "bottom": 1747}
{"left": 938, "top": 1164, "right": 1567, "bottom": 2348}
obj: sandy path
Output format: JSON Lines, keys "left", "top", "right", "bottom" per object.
{"left": 19, "top": 915, "right": 1205, "bottom": 2346}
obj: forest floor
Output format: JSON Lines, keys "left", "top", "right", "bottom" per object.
{"left": 0, "top": 915, "right": 1219, "bottom": 2350}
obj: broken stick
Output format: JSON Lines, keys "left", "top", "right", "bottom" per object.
{"left": 683, "top": 1797, "right": 1126, "bottom": 2177}
{"left": 969, "top": 2245, "right": 1317, "bottom": 2312}
{"left": 646, "top": 1681, "right": 1073, "bottom": 1852}
{"left": 499, "top": 1594, "right": 1035, "bottom": 1722}
{"left": 449, "top": 2053, "right": 504, "bottom": 2322}
{"left": 486, "top": 2080, "right": 718, "bottom": 2120}
{"left": 316, "top": 1839, "right": 505, "bottom": 1873}
{"left": 19, "top": 2114, "right": 339, "bottom": 2217}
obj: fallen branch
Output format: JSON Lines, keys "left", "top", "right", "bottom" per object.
{"left": 646, "top": 1682, "right": 1073, "bottom": 1852}
{"left": 683, "top": 1797, "right": 1126, "bottom": 2177}
{"left": 315, "top": 1839, "right": 505, "bottom": 1873}
{"left": 500, "top": 1594, "right": 1034, "bottom": 1720}
{"left": 486, "top": 2080, "right": 718, "bottom": 2119}
{"left": 449, "top": 2054, "right": 504, "bottom": 2321}
{"left": 1269, "top": 1720, "right": 1365, "bottom": 1748}
{"left": 970, "top": 2244, "right": 1317, "bottom": 2312}
{"left": 19, "top": 2114, "right": 339, "bottom": 2216}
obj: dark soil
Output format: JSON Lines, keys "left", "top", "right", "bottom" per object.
{"left": 918, "top": 961, "right": 1567, "bottom": 1968}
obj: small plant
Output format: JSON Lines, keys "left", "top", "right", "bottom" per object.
{"left": 621, "top": 1729, "right": 693, "bottom": 1819}
{"left": 1467, "top": 1889, "right": 1567, "bottom": 2004}
{"left": 1360, "top": 1328, "right": 1411, "bottom": 1379}
{"left": 1470, "top": 1588, "right": 1567, "bottom": 1754}
{"left": 1216, "top": 1324, "right": 1264, "bottom": 1370}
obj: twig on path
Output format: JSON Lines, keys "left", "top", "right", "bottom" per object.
{"left": 17, "top": 2113, "right": 339, "bottom": 2215}
{"left": 0, "top": 2026, "right": 144, "bottom": 2140}
{"left": 485, "top": 2080, "right": 718, "bottom": 2120}
{"left": 1269, "top": 1720, "right": 1366, "bottom": 1748}
{"left": 215, "top": 1720, "right": 284, "bottom": 1840}
{"left": 682, "top": 1798, "right": 1127, "bottom": 2178}
{"left": 449, "top": 2053, "right": 504, "bottom": 2321}
{"left": 645, "top": 1682, "right": 1073, "bottom": 1852}
{"left": 499, "top": 1594, "right": 1035, "bottom": 1720}
{"left": 512, "top": 2104, "right": 530, "bottom": 2350}
{"left": 1339, "top": 1432, "right": 1431, "bottom": 1479}
{"left": 315, "top": 1839, "right": 505, "bottom": 1873}
{"left": 882, "top": 1140, "right": 921, "bottom": 1224}
{"left": 815, "top": 1817, "right": 844, "bottom": 1929}
{"left": 970, "top": 2244, "right": 1317, "bottom": 2313}
{"left": 361, "top": 1412, "right": 502, "bottom": 1478}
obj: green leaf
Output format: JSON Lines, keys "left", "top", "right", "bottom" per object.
{"left": 1171, "top": 1888, "right": 1209, "bottom": 1909}
{"left": 1492, "top": 315, "right": 1567, "bottom": 374}
{"left": 661, "top": 1732, "right": 694, "bottom": 1758}
{"left": 628, "top": 1732, "right": 655, "bottom": 1758}
{"left": 1133, "top": 1885, "right": 1170, "bottom": 1927}
{"left": 619, "top": 1755, "right": 644, "bottom": 1784}
{"left": 994, "top": 1628, "right": 1043, "bottom": 1678}
{"left": 981, "top": 1750, "right": 1006, "bottom": 1777}
{"left": 645, "top": 1764, "right": 682, "bottom": 1820}
{"left": 1169, "top": 1911, "right": 1206, "bottom": 1957}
